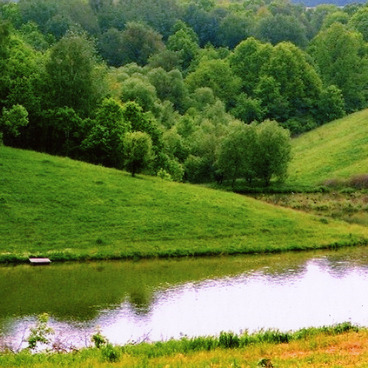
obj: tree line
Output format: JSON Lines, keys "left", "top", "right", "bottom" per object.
{"left": 1, "top": 0, "right": 368, "bottom": 185}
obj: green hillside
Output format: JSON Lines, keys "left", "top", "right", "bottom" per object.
{"left": 1, "top": 145, "right": 368, "bottom": 262}
{"left": 288, "top": 109, "right": 368, "bottom": 187}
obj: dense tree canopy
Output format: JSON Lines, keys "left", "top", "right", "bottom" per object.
{"left": 1, "top": 0, "right": 368, "bottom": 186}
{"left": 309, "top": 22, "right": 368, "bottom": 112}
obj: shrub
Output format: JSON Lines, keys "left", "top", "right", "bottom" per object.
{"left": 91, "top": 329, "right": 107, "bottom": 349}
{"left": 101, "top": 343, "right": 120, "bottom": 362}
{"left": 254, "top": 329, "right": 290, "bottom": 344}
{"left": 157, "top": 168, "right": 172, "bottom": 181}
{"left": 322, "top": 178, "right": 345, "bottom": 188}
{"left": 218, "top": 331, "right": 240, "bottom": 348}
{"left": 349, "top": 174, "right": 368, "bottom": 189}
{"left": 27, "top": 313, "right": 54, "bottom": 350}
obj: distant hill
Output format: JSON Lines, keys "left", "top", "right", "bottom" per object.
{"left": 288, "top": 109, "right": 368, "bottom": 187}
{"left": 1, "top": 145, "right": 368, "bottom": 262}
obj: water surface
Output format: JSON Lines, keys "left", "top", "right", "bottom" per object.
{"left": 1, "top": 247, "right": 368, "bottom": 349}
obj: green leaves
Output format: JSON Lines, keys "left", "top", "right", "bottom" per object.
{"left": 217, "top": 121, "right": 291, "bottom": 187}
{"left": 0, "top": 104, "right": 29, "bottom": 138}
{"left": 123, "top": 131, "right": 153, "bottom": 176}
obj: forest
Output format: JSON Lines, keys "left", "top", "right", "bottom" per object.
{"left": 1, "top": 0, "right": 368, "bottom": 185}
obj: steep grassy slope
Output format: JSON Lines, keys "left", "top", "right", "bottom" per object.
{"left": 287, "top": 109, "right": 368, "bottom": 187}
{"left": 1, "top": 145, "right": 368, "bottom": 262}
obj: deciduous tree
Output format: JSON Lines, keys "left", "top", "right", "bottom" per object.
{"left": 217, "top": 122, "right": 257, "bottom": 187}
{"left": 254, "top": 120, "right": 291, "bottom": 186}
{"left": 123, "top": 131, "right": 153, "bottom": 176}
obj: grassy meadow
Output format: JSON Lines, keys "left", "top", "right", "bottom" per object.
{"left": 287, "top": 108, "right": 368, "bottom": 187}
{"left": 2, "top": 145, "right": 368, "bottom": 262}
{"left": 1, "top": 325, "right": 367, "bottom": 367}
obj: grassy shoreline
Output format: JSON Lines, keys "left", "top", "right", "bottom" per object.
{"left": 2, "top": 145, "right": 368, "bottom": 263}
{"left": 0, "top": 324, "right": 366, "bottom": 367}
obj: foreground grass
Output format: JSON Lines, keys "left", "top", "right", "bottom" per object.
{"left": 287, "top": 108, "right": 368, "bottom": 187}
{"left": 2, "top": 145, "right": 368, "bottom": 262}
{"left": 1, "top": 325, "right": 367, "bottom": 367}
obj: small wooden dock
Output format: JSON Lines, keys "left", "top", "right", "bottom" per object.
{"left": 29, "top": 258, "right": 52, "bottom": 265}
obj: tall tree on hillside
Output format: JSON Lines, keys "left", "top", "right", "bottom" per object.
{"left": 262, "top": 42, "right": 322, "bottom": 121}
{"left": 122, "top": 131, "right": 153, "bottom": 176}
{"left": 229, "top": 37, "right": 273, "bottom": 96}
{"left": 167, "top": 21, "right": 199, "bottom": 70}
{"left": 309, "top": 23, "right": 368, "bottom": 112}
{"left": 256, "top": 14, "right": 308, "bottom": 48}
{"left": 119, "top": 22, "right": 165, "bottom": 66}
{"left": 349, "top": 6, "right": 368, "bottom": 42}
{"left": 82, "top": 97, "right": 131, "bottom": 167}
{"left": 45, "top": 32, "right": 107, "bottom": 117}
{"left": 218, "top": 12, "right": 254, "bottom": 49}
{"left": 217, "top": 122, "right": 257, "bottom": 187}
{"left": 254, "top": 120, "right": 291, "bottom": 186}
{"left": 185, "top": 59, "right": 242, "bottom": 108}
{"left": 0, "top": 21, "right": 11, "bottom": 111}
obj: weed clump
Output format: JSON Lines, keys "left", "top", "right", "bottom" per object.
{"left": 349, "top": 174, "right": 368, "bottom": 189}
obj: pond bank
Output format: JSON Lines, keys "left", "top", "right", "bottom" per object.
{"left": 1, "top": 236, "right": 368, "bottom": 264}
{"left": 0, "top": 324, "right": 366, "bottom": 368}
{"left": 2, "top": 247, "right": 368, "bottom": 350}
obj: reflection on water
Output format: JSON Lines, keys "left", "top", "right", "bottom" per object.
{"left": 1, "top": 246, "right": 368, "bottom": 348}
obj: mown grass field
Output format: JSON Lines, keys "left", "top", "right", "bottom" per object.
{"left": 287, "top": 108, "right": 368, "bottom": 187}
{"left": 1, "top": 145, "right": 368, "bottom": 262}
{"left": 1, "top": 325, "right": 367, "bottom": 367}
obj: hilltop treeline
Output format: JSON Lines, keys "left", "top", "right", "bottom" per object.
{"left": 1, "top": 0, "right": 368, "bottom": 184}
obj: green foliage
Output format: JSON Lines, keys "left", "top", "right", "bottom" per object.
{"left": 1, "top": 0, "right": 368, "bottom": 188}
{"left": 97, "top": 28, "right": 125, "bottom": 67}
{"left": 18, "top": 0, "right": 58, "bottom": 33}
{"left": 121, "top": 76, "right": 159, "bottom": 114}
{"left": 0, "top": 324, "right": 365, "bottom": 367}
{"left": 157, "top": 168, "right": 173, "bottom": 181}
{"left": 348, "top": 6, "right": 368, "bottom": 41}
{"left": 27, "top": 313, "right": 54, "bottom": 350}
{"left": 0, "top": 104, "right": 28, "bottom": 138}
{"left": 82, "top": 98, "right": 129, "bottom": 167}
{"left": 264, "top": 42, "right": 322, "bottom": 122}
{"left": 254, "top": 120, "right": 291, "bottom": 186}
{"left": 217, "top": 122, "right": 257, "bottom": 187}
{"left": 309, "top": 23, "right": 368, "bottom": 112}
{"left": 101, "top": 344, "right": 120, "bottom": 362}
{"left": 111, "top": 0, "right": 181, "bottom": 39}
{"left": 218, "top": 12, "right": 254, "bottom": 49}
{"left": 255, "top": 75, "right": 288, "bottom": 122}
{"left": 123, "top": 131, "right": 153, "bottom": 176}
{"left": 231, "top": 94, "right": 264, "bottom": 123}
{"left": 38, "top": 107, "right": 84, "bottom": 155}
{"left": 45, "top": 32, "right": 107, "bottom": 117}
{"left": 92, "top": 329, "right": 107, "bottom": 349}
{"left": 167, "top": 21, "right": 199, "bottom": 70}
{"left": 147, "top": 68, "right": 189, "bottom": 113}
{"left": 230, "top": 37, "right": 273, "bottom": 96}
{"left": 321, "top": 10, "right": 349, "bottom": 29}
{"left": 2, "top": 33, "right": 43, "bottom": 118}
{"left": 316, "top": 85, "right": 345, "bottom": 124}
{"left": 186, "top": 59, "right": 242, "bottom": 108}
{"left": 218, "top": 331, "right": 240, "bottom": 348}
{"left": 118, "top": 22, "right": 165, "bottom": 66}
{"left": 217, "top": 120, "right": 291, "bottom": 187}
{"left": 256, "top": 14, "right": 308, "bottom": 48}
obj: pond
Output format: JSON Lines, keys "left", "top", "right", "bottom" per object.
{"left": 1, "top": 246, "right": 368, "bottom": 350}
